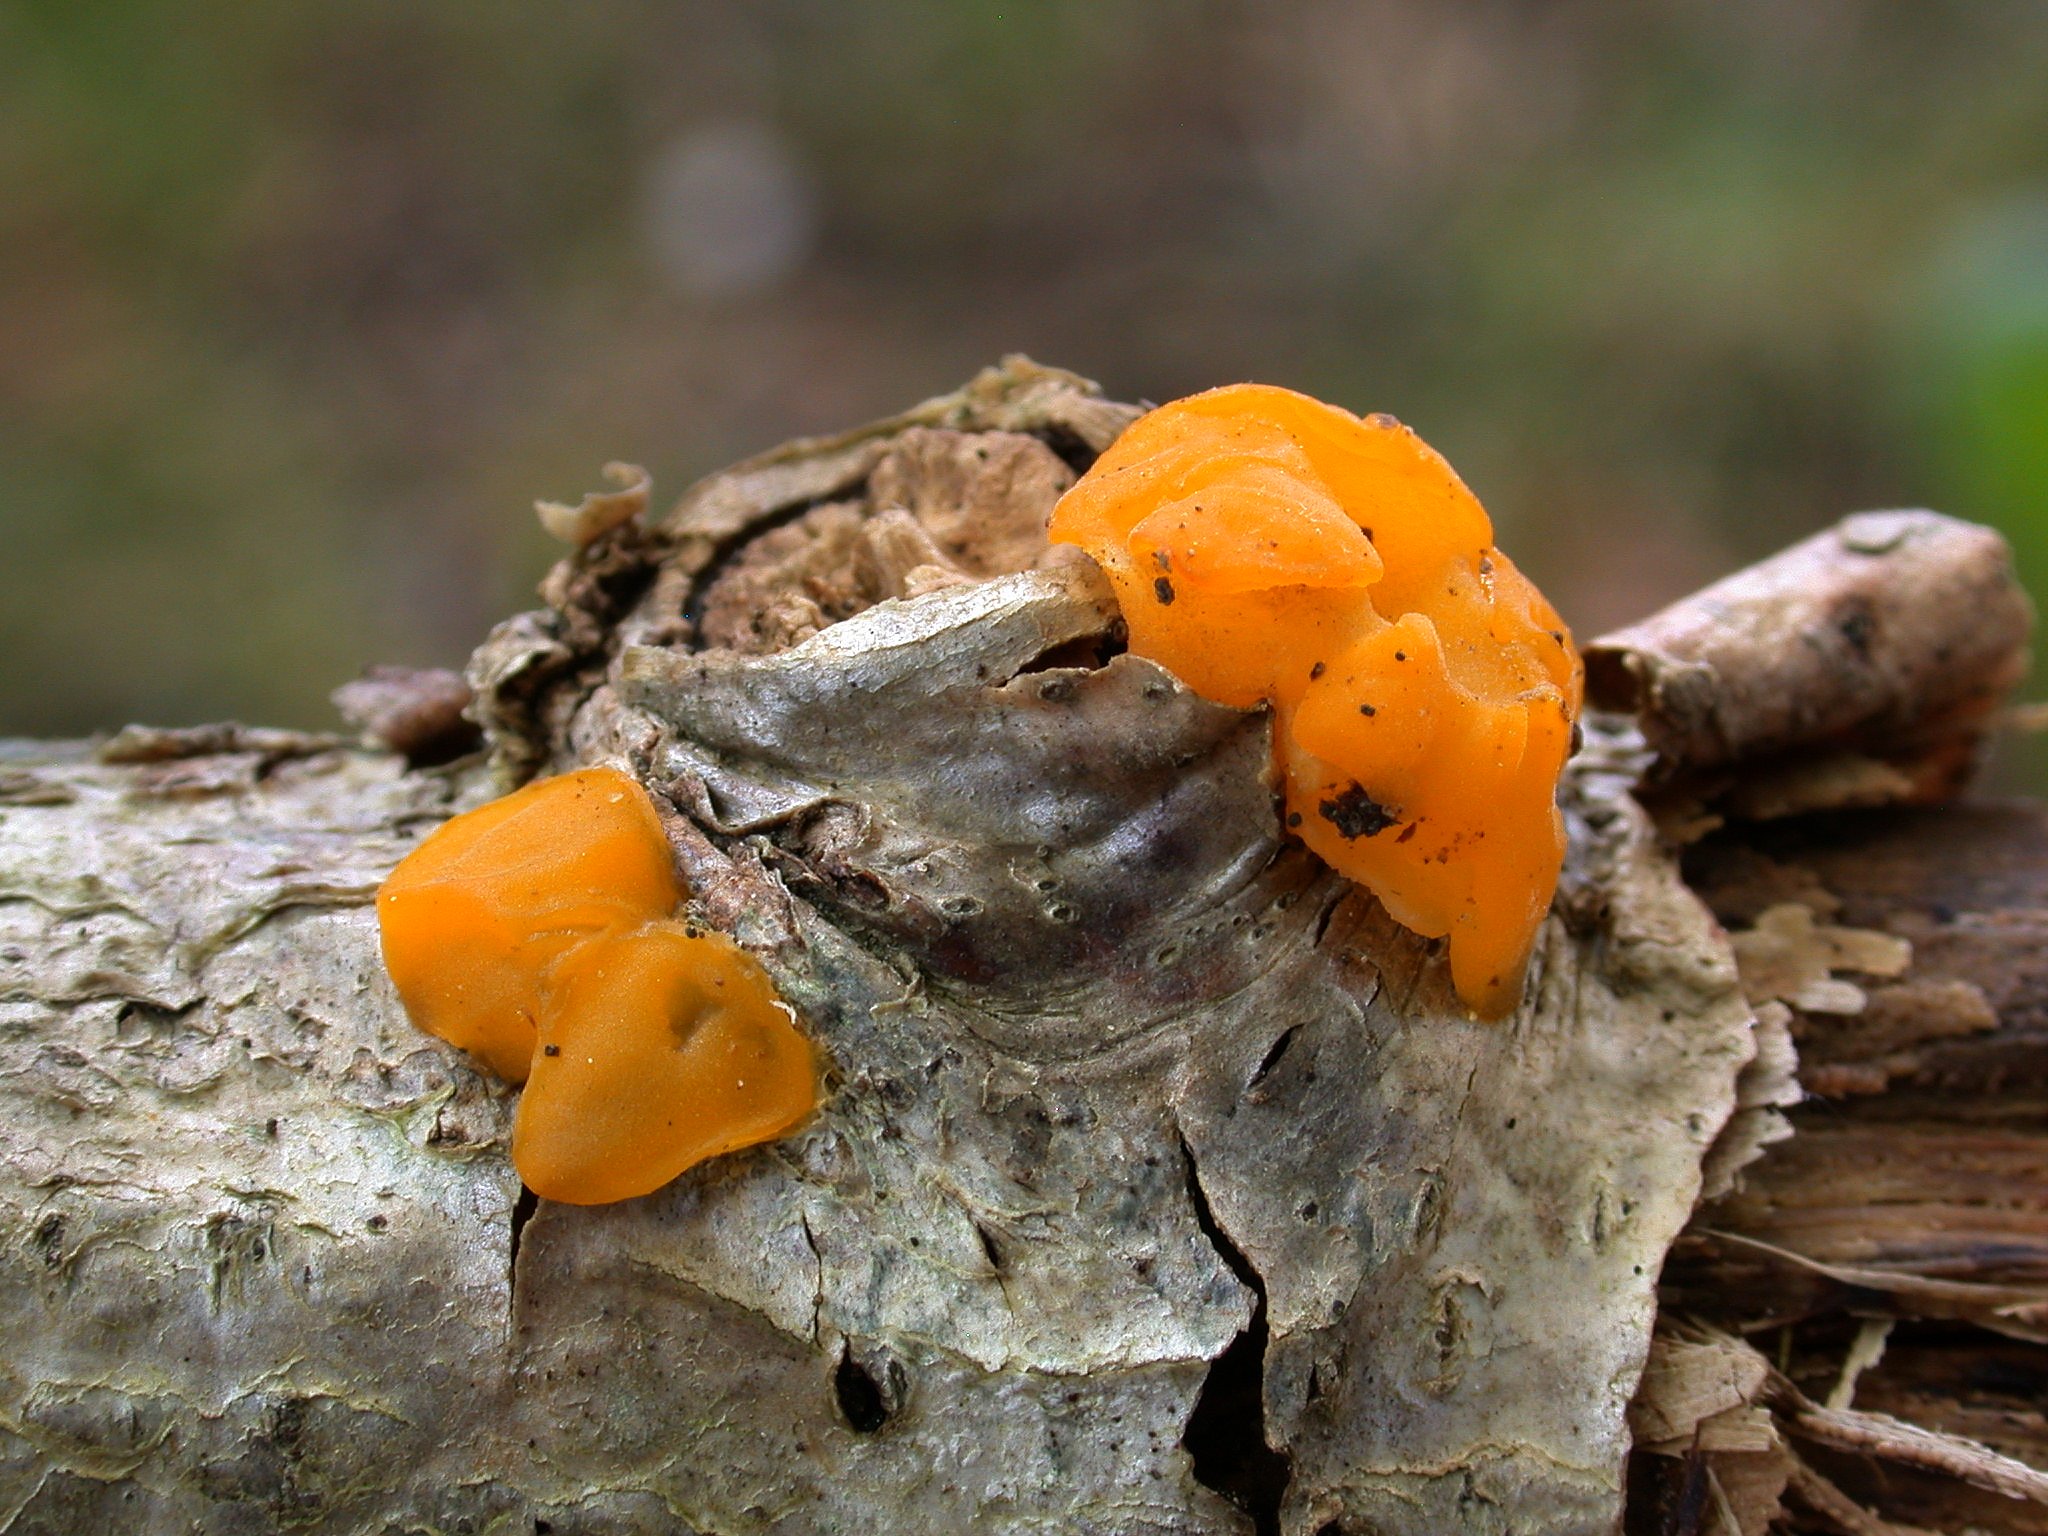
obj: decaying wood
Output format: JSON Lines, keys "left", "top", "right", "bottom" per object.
{"left": 1584, "top": 510, "right": 2032, "bottom": 821}
{"left": 0, "top": 359, "right": 2039, "bottom": 1535}
{"left": 1608, "top": 531, "right": 2048, "bottom": 1534}
{"left": 1629, "top": 800, "right": 2048, "bottom": 1535}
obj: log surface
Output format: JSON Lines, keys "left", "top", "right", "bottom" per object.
{"left": 2, "top": 361, "right": 2038, "bottom": 1536}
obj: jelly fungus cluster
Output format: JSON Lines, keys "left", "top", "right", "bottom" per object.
{"left": 1049, "top": 385, "right": 1583, "bottom": 1018}
{"left": 378, "top": 767, "right": 815, "bottom": 1203}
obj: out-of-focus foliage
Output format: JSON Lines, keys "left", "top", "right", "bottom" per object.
{"left": 2, "top": 1, "right": 2045, "bottom": 746}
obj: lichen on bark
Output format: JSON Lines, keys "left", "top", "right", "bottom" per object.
{"left": 1, "top": 360, "right": 1763, "bottom": 1534}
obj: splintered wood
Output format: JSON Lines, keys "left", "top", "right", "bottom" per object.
{"left": 1609, "top": 518, "right": 2047, "bottom": 1534}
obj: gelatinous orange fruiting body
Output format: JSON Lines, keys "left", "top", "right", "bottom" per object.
{"left": 377, "top": 766, "right": 817, "bottom": 1202}
{"left": 514, "top": 921, "right": 817, "bottom": 1205}
{"left": 1049, "top": 385, "right": 1583, "bottom": 1018}
{"left": 378, "top": 767, "right": 682, "bottom": 1082}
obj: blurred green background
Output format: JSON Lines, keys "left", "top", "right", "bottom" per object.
{"left": 3, "top": 1, "right": 2046, "bottom": 750}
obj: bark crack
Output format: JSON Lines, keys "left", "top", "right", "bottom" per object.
{"left": 1176, "top": 1126, "right": 1292, "bottom": 1535}
{"left": 506, "top": 1183, "right": 539, "bottom": 1320}
{"left": 799, "top": 1210, "right": 824, "bottom": 1346}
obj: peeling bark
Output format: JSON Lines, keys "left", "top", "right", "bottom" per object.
{"left": 0, "top": 359, "right": 2030, "bottom": 1534}
{"left": 331, "top": 666, "right": 479, "bottom": 766}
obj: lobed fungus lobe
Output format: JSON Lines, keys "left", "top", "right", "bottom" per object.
{"left": 377, "top": 767, "right": 680, "bottom": 1082}
{"left": 515, "top": 919, "right": 816, "bottom": 1207}
{"left": 377, "top": 766, "right": 815, "bottom": 1203}
{"left": 1049, "top": 384, "right": 1583, "bottom": 1018}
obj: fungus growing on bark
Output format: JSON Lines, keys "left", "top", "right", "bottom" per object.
{"left": 38, "top": 363, "right": 2038, "bottom": 1533}
{"left": 514, "top": 919, "right": 816, "bottom": 1205}
{"left": 377, "top": 766, "right": 681, "bottom": 1081}
{"left": 377, "top": 765, "right": 815, "bottom": 1200}
{"left": 1049, "top": 383, "right": 1583, "bottom": 1017}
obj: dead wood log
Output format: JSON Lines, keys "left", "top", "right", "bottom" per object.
{"left": 0, "top": 359, "right": 2036, "bottom": 1535}
{"left": 1606, "top": 526, "right": 2048, "bottom": 1536}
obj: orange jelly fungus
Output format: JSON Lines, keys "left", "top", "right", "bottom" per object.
{"left": 377, "top": 766, "right": 816, "bottom": 1203}
{"left": 514, "top": 921, "right": 816, "bottom": 1206}
{"left": 1049, "top": 385, "right": 1583, "bottom": 1018}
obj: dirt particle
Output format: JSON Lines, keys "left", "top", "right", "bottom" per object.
{"left": 1319, "top": 786, "right": 1398, "bottom": 839}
